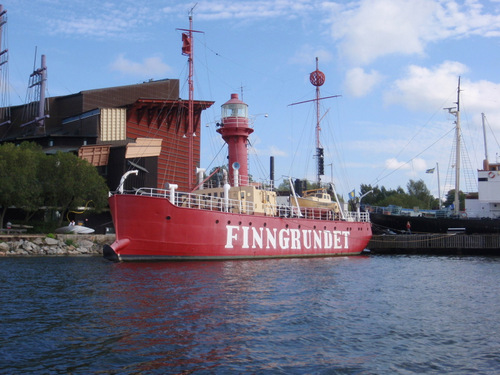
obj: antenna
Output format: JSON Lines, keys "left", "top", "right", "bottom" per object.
{"left": 189, "top": 3, "right": 198, "bottom": 15}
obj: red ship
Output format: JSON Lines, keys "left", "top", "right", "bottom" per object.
{"left": 103, "top": 17, "right": 372, "bottom": 262}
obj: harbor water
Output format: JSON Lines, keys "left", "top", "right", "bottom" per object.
{"left": 1, "top": 255, "right": 499, "bottom": 374}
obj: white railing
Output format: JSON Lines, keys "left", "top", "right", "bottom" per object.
{"left": 131, "top": 188, "right": 370, "bottom": 222}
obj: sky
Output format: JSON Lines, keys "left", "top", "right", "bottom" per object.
{"left": 2, "top": 0, "right": 500, "bottom": 202}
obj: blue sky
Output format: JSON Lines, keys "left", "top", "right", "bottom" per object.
{"left": 2, "top": 0, "right": 500, "bottom": 201}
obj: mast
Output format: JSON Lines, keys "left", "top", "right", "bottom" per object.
{"left": 482, "top": 112, "right": 489, "bottom": 166}
{"left": 436, "top": 162, "right": 442, "bottom": 209}
{"left": 289, "top": 58, "right": 339, "bottom": 186}
{"left": 454, "top": 78, "right": 461, "bottom": 216}
{"left": 311, "top": 57, "right": 325, "bottom": 184}
{"left": 178, "top": 6, "right": 202, "bottom": 189}
{"left": 36, "top": 54, "right": 48, "bottom": 130}
{"left": 187, "top": 12, "right": 194, "bottom": 189}
{"left": 0, "top": 4, "right": 10, "bottom": 125}
{"left": 20, "top": 53, "right": 49, "bottom": 132}
{"left": 446, "top": 78, "right": 461, "bottom": 216}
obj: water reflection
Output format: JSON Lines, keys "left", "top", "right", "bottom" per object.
{"left": 2, "top": 255, "right": 498, "bottom": 374}
{"left": 103, "top": 257, "right": 366, "bottom": 373}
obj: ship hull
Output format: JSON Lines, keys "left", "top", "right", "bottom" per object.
{"left": 105, "top": 194, "right": 372, "bottom": 261}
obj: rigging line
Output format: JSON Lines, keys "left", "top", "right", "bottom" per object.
{"left": 247, "top": 139, "right": 269, "bottom": 184}
{"left": 373, "top": 94, "right": 457, "bottom": 184}
{"left": 372, "top": 127, "right": 455, "bottom": 186}
{"left": 293, "top": 104, "right": 315, "bottom": 180}
{"left": 203, "top": 143, "right": 228, "bottom": 175}
{"left": 457, "top": 128, "right": 478, "bottom": 192}
{"left": 484, "top": 114, "right": 500, "bottom": 153}
{"left": 443, "top": 133, "right": 456, "bottom": 197}
{"left": 321, "top": 99, "right": 351, "bottom": 191}
{"left": 459, "top": 102, "right": 480, "bottom": 169}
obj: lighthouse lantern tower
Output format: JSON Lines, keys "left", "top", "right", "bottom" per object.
{"left": 217, "top": 93, "right": 253, "bottom": 186}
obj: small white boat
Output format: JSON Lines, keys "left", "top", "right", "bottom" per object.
{"left": 55, "top": 225, "right": 95, "bottom": 234}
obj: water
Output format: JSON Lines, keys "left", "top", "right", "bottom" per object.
{"left": 1, "top": 255, "right": 499, "bottom": 374}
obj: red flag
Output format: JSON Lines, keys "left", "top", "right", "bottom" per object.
{"left": 182, "top": 33, "right": 191, "bottom": 55}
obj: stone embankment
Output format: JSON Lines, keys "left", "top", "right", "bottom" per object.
{"left": 0, "top": 234, "right": 115, "bottom": 257}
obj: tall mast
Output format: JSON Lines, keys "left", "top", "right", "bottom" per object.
{"left": 312, "top": 58, "right": 323, "bottom": 184}
{"left": 290, "top": 58, "right": 339, "bottom": 185}
{"left": 446, "top": 78, "right": 461, "bottom": 216}
{"left": 178, "top": 6, "right": 202, "bottom": 190}
{"left": 0, "top": 4, "right": 10, "bottom": 126}
{"left": 187, "top": 12, "right": 194, "bottom": 189}
{"left": 20, "top": 53, "right": 49, "bottom": 132}
{"left": 313, "top": 58, "right": 322, "bottom": 150}
{"left": 454, "top": 78, "right": 461, "bottom": 216}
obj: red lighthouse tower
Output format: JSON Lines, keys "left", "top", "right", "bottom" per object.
{"left": 217, "top": 93, "right": 253, "bottom": 186}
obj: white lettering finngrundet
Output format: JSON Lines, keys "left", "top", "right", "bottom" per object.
{"left": 224, "top": 225, "right": 350, "bottom": 250}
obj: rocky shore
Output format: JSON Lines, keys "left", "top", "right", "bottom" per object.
{"left": 0, "top": 234, "right": 115, "bottom": 257}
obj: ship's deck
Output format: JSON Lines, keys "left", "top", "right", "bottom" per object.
{"left": 130, "top": 187, "right": 370, "bottom": 223}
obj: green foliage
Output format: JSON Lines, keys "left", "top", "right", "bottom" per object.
{"left": 46, "top": 233, "right": 56, "bottom": 239}
{"left": 0, "top": 142, "right": 109, "bottom": 228}
{"left": 206, "top": 165, "right": 227, "bottom": 188}
{"left": 361, "top": 179, "right": 440, "bottom": 209}
{"left": 276, "top": 180, "right": 291, "bottom": 192}
{"left": 39, "top": 151, "right": 109, "bottom": 225}
{"left": 444, "top": 189, "right": 466, "bottom": 210}
{"left": 0, "top": 142, "right": 44, "bottom": 227}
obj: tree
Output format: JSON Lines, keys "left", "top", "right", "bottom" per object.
{"left": 206, "top": 165, "right": 228, "bottom": 188}
{"left": 39, "top": 152, "right": 109, "bottom": 225}
{"left": 0, "top": 142, "right": 44, "bottom": 228}
{"left": 406, "top": 179, "right": 439, "bottom": 209}
{"left": 360, "top": 179, "right": 439, "bottom": 209}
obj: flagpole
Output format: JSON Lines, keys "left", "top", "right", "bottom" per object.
{"left": 437, "top": 162, "right": 442, "bottom": 209}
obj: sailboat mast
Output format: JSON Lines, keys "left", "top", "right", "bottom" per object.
{"left": 454, "top": 78, "right": 461, "bottom": 216}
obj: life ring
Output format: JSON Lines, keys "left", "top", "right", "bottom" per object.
{"left": 489, "top": 171, "right": 495, "bottom": 178}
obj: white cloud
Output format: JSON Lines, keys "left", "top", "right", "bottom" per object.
{"left": 344, "top": 67, "right": 383, "bottom": 97}
{"left": 327, "top": 0, "right": 500, "bottom": 66}
{"left": 383, "top": 61, "right": 500, "bottom": 131}
{"left": 385, "top": 157, "right": 427, "bottom": 176}
{"left": 386, "top": 157, "right": 409, "bottom": 170}
{"left": 384, "top": 61, "right": 467, "bottom": 111}
{"left": 194, "top": 0, "right": 315, "bottom": 21}
{"left": 110, "top": 54, "right": 172, "bottom": 77}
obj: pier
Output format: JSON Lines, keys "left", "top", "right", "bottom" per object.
{"left": 368, "top": 234, "right": 500, "bottom": 255}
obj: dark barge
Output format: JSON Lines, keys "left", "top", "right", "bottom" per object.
{"left": 368, "top": 233, "right": 500, "bottom": 256}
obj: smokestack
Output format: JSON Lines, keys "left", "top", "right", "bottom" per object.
{"left": 270, "top": 156, "right": 275, "bottom": 188}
